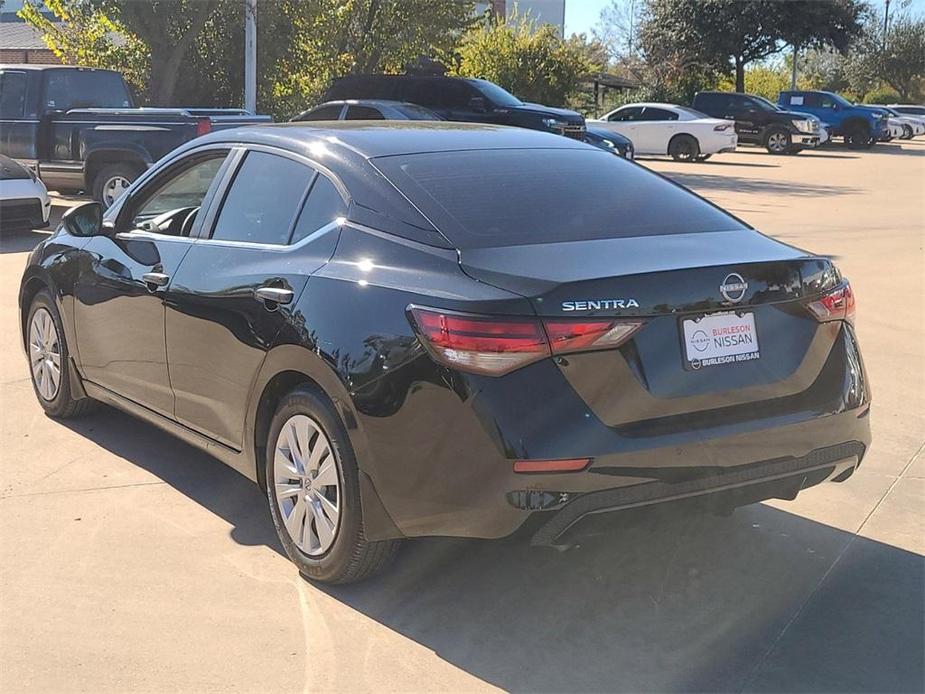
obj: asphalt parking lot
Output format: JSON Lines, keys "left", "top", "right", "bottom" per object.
{"left": 1, "top": 140, "right": 923, "bottom": 693}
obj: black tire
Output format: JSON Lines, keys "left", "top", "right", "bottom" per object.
{"left": 696, "top": 154, "right": 712, "bottom": 161}
{"left": 26, "top": 290, "right": 96, "bottom": 418}
{"left": 844, "top": 123, "right": 873, "bottom": 149}
{"left": 764, "top": 127, "right": 792, "bottom": 154}
{"left": 91, "top": 162, "right": 142, "bottom": 209}
{"left": 668, "top": 134, "right": 700, "bottom": 162}
{"left": 265, "top": 385, "right": 400, "bottom": 584}
{"left": 901, "top": 124, "right": 913, "bottom": 140}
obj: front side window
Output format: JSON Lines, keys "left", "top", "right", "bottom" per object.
{"left": 128, "top": 153, "right": 228, "bottom": 235}
{"left": 299, "top": 104, "right": 343, "bottom": 121}
{"left": 608, "top": 107, "right": 642, "bottom": 122}
{"left": 639, "top": 107, "right": 678, "bottom": 121}
{"left": 345, "top": 105, "right": 385, "bottom": 120}
{"left": 0, "top": 72, "right": 27, "bottom": 119}
{"left": 211, "top": 151, "right": 314, "bottom": 245}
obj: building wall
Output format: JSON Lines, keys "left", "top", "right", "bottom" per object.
{"left": 475, "top": 0, "right": 567, "bottom": 35}
{"left": 0, "top": 49, "right": 59, "bottom": 64}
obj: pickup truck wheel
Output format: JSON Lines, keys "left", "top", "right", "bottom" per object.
{"left": 844, "top": 124, "right": 873, "bottom": 149}
{"left": 92, "top": 163, "right": 141, "bottom": 209}
{"left": 668, "top": 135, "right": 700, "bottom": 162}
{"left": 764, "top": 128, "right": 792, "bottom": 154}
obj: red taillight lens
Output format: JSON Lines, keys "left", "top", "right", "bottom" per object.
{"left": 714, "top": 123, "right": 732, "bottom": 131}
{"left": 409, "top": 307, "right": 549, "bottom": 375}
{"left": 805, "top": 281, "right": 855, "bottom": 322}
{"left": 196, "top": 117, "right": 212, "bottom": 137}
{"left": 409, "top": 307, "right": 644, "bottom": 376}
{"left": 513, "top": 458, "right": 591, "bottom": 474}
{"left": 543, "top": 319, "right": 644, "bottom": 355}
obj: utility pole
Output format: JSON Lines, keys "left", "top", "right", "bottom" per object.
{"left": 791, "top": 44, "right": 798, "bottom": 90}
{"left": 883, "top": 0, "right": 890, "bottom": 47}
{"left": 244, "top": 0, "right": 257, "bottom": 114}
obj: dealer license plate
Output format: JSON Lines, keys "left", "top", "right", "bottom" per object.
{"left": 681, "top": 311, "right": 760, "bottom": 369}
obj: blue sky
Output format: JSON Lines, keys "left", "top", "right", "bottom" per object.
{"left": 564, "top": 0, "right": 925, "bottom": 37}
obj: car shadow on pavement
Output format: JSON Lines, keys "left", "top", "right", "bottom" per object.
{"left": 0, "top": 229, "right": 52, "bottom": 255}
{"left": 664, "top": 173, "right": 861, "bottom": 197}
{"left": 59, "top": 405, "right": 924, "bottom": 693}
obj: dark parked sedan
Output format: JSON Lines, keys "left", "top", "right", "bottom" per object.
{"left": 19, "top": 122, "right": 871, "bottom": 583}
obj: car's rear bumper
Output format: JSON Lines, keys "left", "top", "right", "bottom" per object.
{"left": 528, "top": 439, "right": 865, "bottom": 546}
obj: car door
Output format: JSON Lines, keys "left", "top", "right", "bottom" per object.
{"left": 632, "top": 107, "right": 679, "bottom": 153}
{"left": 73, "top": 148, "right": 232, "bottom": 417}
{"left": 602, "top": 107, "right": 643, "bottom": 148}
{"left": 729, "top": 95, "right": 760, "bottom": 138}
{"left": 0, "top": 69, "right": 38, "bottom": 162}
{"left": 165, "top": 146, "right": 346, "bottom": 449}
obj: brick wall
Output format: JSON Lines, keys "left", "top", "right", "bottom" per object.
{"left": 0, "top": 48, "right": 60, "bottom": 64}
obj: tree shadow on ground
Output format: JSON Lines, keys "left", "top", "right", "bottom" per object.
{"left": 59, "top": 405, "right": 924, "bottom": 693}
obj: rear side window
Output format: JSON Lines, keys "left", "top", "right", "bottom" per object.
{"left": 608, "top": 107, "right": 643, "bottom": 122}
{"left": 290, "top": 175, "right": 346, "bottom": 244}
{"left": 373, "top": 148, "right": 744, "bottom": 249}
{"left": 345, "top": 105, "right": 384, "bottom": 120}
{"left": 44, "top": 69, "right": 132, "bottom": 110}
{"left": 0, "top": 71, "right": 26, "bottom": 118}
{"left": 211, "top": 151, "right": 314, "bottom": 245}
{"left": 406, "top": 79, "right": 474, "bottom": 109}
{"left": 694, "top": 93, "right": 724, "bottom": 115}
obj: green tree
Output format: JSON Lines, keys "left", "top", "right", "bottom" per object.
{"left": 638, "top": 0, "right": 865, "bottom": 93}
{"left": 453, "top": 12, "right": 598, "bottom": 106}
{"left": 19, "top": 0, "right": 148, "bottom": 94}
{"left": 273, "top": 0, "right": 475, "bottom": 118}
{"left": 866, "top": 14, "right": 925, "bottom": 100}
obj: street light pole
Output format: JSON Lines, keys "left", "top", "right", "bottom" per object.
{"left": 791, "top": 44, "right": 798, "bottom": 90}
{"left": 244, "top": 0, "right": 257, "bottom": 114}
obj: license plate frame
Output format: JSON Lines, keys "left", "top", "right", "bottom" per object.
{"left": 680, "top": 311, "right": 761, "bottom": 370}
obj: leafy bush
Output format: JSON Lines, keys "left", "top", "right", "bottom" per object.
{"left": 862, "top": 88, "right": 902, "bottom": 104}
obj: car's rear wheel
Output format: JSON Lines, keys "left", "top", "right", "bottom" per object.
{"left": 668, "top": 134, "right": 700, "bottom": 162}
{"left": 265, "top": 385, "right": 399, "bottom": 584}
{"left": 92, "top": 163, "right": 142, "bottom": 209}
{"left": 764, "top": 127, "right": 792, "bottom": 154}
{"left": 26, "top": 290, "right": 95, "bottom": 418}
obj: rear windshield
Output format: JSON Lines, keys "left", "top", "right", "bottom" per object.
{"left": 373, "top": 148, "right": 745, "bottom": 249}
{"left": 44, "top": 69, "right": 132, "bottom": 110}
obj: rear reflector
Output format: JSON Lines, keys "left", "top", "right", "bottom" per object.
{"left": 196, "top": 117, "right": 212, "bottom": 137}
{"left": 804, "top": 281, "right": 855, "bottom": 322}
{"left": 513, "top": 458, "right": 591, "bottom": 474}
{"left": 409, "top": 307, "right": 644, "bottom": 376}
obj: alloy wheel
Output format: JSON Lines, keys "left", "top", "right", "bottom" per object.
{"left": 29, "top": 308, "right": 61, "bottom": 401}
{"left": 768, "top": 132, "right": 788, "bottom": 153}
{"left": 102, "top": 175, "right": 131, "bottom": 208}
{"left": 273, "top": 414, "right": 342, "bottom": 556}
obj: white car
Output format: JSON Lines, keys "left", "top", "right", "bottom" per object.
{"left": 0, "top": 155, "right": 50, "bottom": 232}
{"left": 888, "top": 104, "right": 925, "bottom": 118}
{"left": 872, "top": 106, "right": 925, "bottom": 139}
{"left": 886, "top": 118, "right": 906, "bottom": 140}
{"left": 591, "top": 103, "right": 737, "bottom": 161}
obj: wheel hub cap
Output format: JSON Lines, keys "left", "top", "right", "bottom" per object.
{"left": 273, "top": 414, "right": 341, "bottom": 556}
{"left": 103, "top": 176, "right": 130, "bottom": 207}
{"left": 29, "top": 308, "right": 61, "bottom": 401}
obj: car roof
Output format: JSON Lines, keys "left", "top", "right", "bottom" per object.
{"left": 618, "top": 102, "right": 682, "bottom": 110}
{"left": 196, "top": 121, "right": 590, "bottom": 160}
{"left": 314, "top": 99, "right": 431, "bottom": 109}
{"left": 0, "top": 64, "right": 118, "bottom": 72}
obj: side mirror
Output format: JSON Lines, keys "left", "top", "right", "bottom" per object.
{"left": 61, "top": 202, "right": 104, "bottom": 237}
{"left": 468, "top": 96, "right": 488, "bottom": 113}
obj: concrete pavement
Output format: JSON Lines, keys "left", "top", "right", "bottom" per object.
{"left": 1, "top": 140, "right": 922, "bottom": 693}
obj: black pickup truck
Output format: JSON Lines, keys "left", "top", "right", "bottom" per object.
{"left": 0, "top": 65, "right": 270, "bottom": 206}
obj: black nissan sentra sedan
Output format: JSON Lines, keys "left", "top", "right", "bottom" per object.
{"left": 19, "top": 122, "right": 870, "bottom": 583}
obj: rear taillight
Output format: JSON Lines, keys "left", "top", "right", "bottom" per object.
{"left": 714, "top": 123, "right": 733, "bottom": 131}
{"left": 196, "top": 117, "right": 212, "bottom": 137}
{"left": 409, "top": 307, "right": 644, "bottom": 376}
{"left": 804, "top": 281, "right": 855, "bottom": 322}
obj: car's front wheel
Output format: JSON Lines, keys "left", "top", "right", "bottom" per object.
{"left": 844, "top": 123, "right": 873, "bottom": 149}
{"left": 26, "top": 290, "right": 95, "bottom": 418}
{"left": 764, "top": 127, "right": 792, "bottom": 154}
{"left": 668, "top": 134, "right": 700, "bottom": 162}
{"left": 901, "top": 124, "right": 913, "bottom": 140}
{"left": 266, "top": 385, "right": 399, "bottom": 584}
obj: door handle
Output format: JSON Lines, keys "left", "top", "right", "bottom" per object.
{"left": 255, "top": 286, "right": 294, "bottom": 308}
{"left": 142, "top": 272, "right": 170, "bottom": 291}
